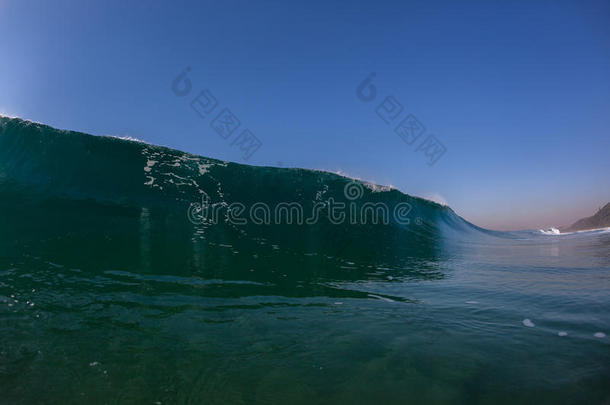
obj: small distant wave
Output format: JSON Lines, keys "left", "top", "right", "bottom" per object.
{"left": 539, "top": 227, "right": 610, "bottom": 236}
{"left": 572, "top": 227, "right": 610, "bottom": 234}
{"left": 539, "top": 228, "right": 561, "bottom": 235}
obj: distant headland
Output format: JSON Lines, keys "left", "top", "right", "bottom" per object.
{"left": 561, "top": 203, "right": 610, "bottom": 232}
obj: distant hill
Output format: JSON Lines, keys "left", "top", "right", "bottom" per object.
{"left": 562, "top": 203, "right": 610, "bottom": 232}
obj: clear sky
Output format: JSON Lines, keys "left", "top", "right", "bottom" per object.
{"left": 1, "top": 0, "right": 608, "bottom": 230}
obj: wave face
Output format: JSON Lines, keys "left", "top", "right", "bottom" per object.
{"left": 1, "top": 117, "right": 609, "bottom": 403}
{"left": 0, "top": 116, "right": 485, "bottom": 265}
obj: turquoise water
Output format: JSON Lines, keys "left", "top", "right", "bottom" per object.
{"left": 1, "top": 117, "right": 608, "bottom": 404}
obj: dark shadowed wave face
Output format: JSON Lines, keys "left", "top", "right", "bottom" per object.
{"left": 1, "top": 117, "right": 609, "bottom": 404}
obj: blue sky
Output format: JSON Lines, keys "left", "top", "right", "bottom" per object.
{"left": 1, "top": 0, "right": 608, "bottom": 230}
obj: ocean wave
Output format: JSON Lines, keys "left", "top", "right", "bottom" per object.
{"left": 539, "top": 227, "right": 610, "bottom": 236}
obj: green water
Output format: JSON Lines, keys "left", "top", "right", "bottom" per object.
{"left": 0, "top": 117, "right": 608, "bottom": 404}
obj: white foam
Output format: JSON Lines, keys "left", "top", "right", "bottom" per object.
{"left": 197, "top": 162, "right": 212, "bottom": 175}
{"left": 368, "top": 294, "right": 395, "bottom": 303}
{"left": 109, "top": 135, "right": 148, "bottom": 144}
{"left": 421, "top": 192, "right": 448, "bottom": 206}
{"left": 328, "top": 171, "right": 396, "bottom": 194}
{"left": 558, "top": 331, "right": 568, "bottom": 337}
{"left": 539, "top": 227, "right": 610, "bottom": 236}
{"left": 594, "top": 332, "right": 606, "bottom": 338}
{"left": 522, "top": 319, "right": 535, "bottom": 327}
{"left": 466, "top": 301, "right": 479, "bottom": 304}
{"left": 539, "top": 228, "right": 561, "bottom": 235}
{"left": 0, "top": 112, "right": 20, "bottom": 119}
{"left": 363, "top": 181, "right": 395, "bottom": 193}
{"left": 575, "top": 227, "right": 610, "bottom": 235}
